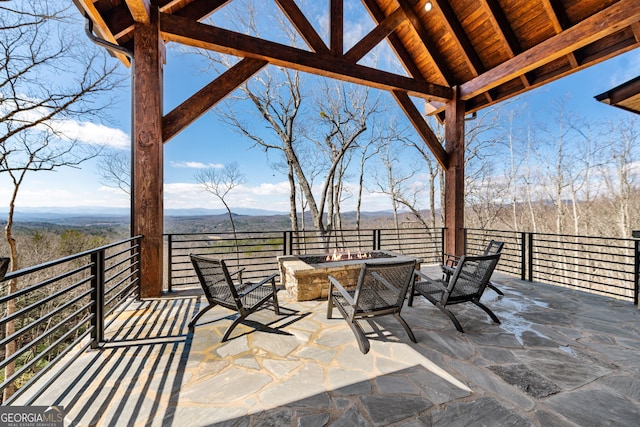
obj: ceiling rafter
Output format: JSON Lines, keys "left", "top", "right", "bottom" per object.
{"left": 331, "top": 0, "right": 344, "bottom": 55}
{"left": 396, "top": 0, "right": 456, "bottom": 85}
{"left": 345, "top": 7, "right": 405, "bottom": 62}
{"left": 124, "top": 0, "right": 151, "bottom": 24}
{"left": 359, "top": 0, "right": 424, "bottom": 79}
{"left": 541, "top": 0, "right": 580, "bottom": 68}
{"left": 159, "top": 12, "right": 452, "bottom": 100}
{"left": 480, "top": 0, "right": 531, "bottom": 89}
{"left": 431, "top": 0, "right": 491, "bottom": 103}
{"left": 432, "top": 0, "right": 484, "bottom": 76}
{"left": 275, "top": 0, "right": 330, "bottom": 54}
{"left": 163, "top": 58, "right": 267, "bottom": 142}
{"left": 460, "top": 0, "right": 640, "bottom": 101}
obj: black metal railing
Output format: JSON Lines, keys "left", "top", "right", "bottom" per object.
{"left": 466, "top": 229, "right": 639, "bottom": 304}
{"left": 165, "top": 227, "right": 444, "bottom": 291}
{"left": 168, "top": 227, "right": 639, "bottom": 305}
{"left": 0, "top": 236, "right": 142, "bottom": 404}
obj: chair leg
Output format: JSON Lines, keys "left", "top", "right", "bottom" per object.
{"left": 407, "top": 281, "right": 415, "bottom": 307}
{"left": 436, "top": 303, "right": 465, "bottom": 333}
{"left": 487, "top": 282, "right": 504, "bottom": 296}
{"left": 272, "top": 289, "right": 281, "bottom": 315}
{"left": 188, "top": 302, "right": 216, "bottom": 331}
{"left": 221, "top": 313, "right": 249, "bottom": 342}
{"left": 394, "top": 314, "right": 417, "bottom": 343}
{"left": 473, "top": 299, "right": 501, "bottom": 324}
{"left": 346, "top": 319, "right": 370, "bottom": 354}
{"left": 327, "top": 295, "right": 334, "bottom": 319}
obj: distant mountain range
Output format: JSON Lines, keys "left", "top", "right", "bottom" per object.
{"left": 0, "top": 206, "right": 287, "bottom": 222}
{"left": 0, "top": 206, "right": 400, "bottom": 224}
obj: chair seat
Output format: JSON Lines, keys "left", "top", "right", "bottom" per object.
{"left": 331, "top": 287, "right": 397, "bottom": 317}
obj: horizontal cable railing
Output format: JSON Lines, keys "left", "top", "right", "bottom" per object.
{"left": 466, "top": 228, "right": 639, "bottom": 303}
{"left": 167, "top": 227, "right": 639, "bottom": 304}
{"left": 0, "top": 236, "right": 142, "bottom": 405}
{"left": 165, "top": 227, "right": 444, "bottom": 291}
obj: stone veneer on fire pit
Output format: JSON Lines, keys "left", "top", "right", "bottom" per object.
{"left": 277, "top": 250, "right": 420, "bottom": 301}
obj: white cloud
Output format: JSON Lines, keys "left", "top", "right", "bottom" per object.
{"left": 169, "top": 161, "right": 224, "bottom": 169}
{"left": 52, "top": 119, "right": 130, "bottom": 149}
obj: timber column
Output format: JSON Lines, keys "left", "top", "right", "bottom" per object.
{"left": 444, "top": 86, "right": 465, "bottom": 256}
{"left": 133, "top": 7, "right": 164, "bottom": 297}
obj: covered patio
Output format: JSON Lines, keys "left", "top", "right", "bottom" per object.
{"left": 71, "top": 0, "right": 640, "bottom": 298}
{"left": 19, "top": 270, "right": 640, "bottom": 426}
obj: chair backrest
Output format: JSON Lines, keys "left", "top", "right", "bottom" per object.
{"left": 483, "top": 240, "right": 504, "bottom": 256}
{"left": 190, "top": 255, "right": 240, "bottom": 307}
{"left": 353, "top": 260, "right": 416, "bottom": 311}
{"left": 446, "top": 253, "right": 501, "bottom": 301}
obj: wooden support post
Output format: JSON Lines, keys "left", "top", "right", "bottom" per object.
{"left": 444, "top": 87, "right": 465, "bottom": 256}
{"left": 133, "top": 7, "right": 164, "bottom": 298}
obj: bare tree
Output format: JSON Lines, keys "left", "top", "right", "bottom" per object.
{"left": 195, "top": 163, "right": 246, "bottom": 266}
{"left": 602, "top": 117, "right": 640, "bottom": 237}
{"left": 0, "top": 1, "right": 121, "bottom": 399}
{"left": 97, "top": 150, "right": 131, "bottom": 195}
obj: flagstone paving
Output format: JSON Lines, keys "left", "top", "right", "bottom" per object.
{"left": 16, "top": 269, "right": 640, "bottom": 426}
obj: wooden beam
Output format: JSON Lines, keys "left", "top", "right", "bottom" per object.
{"left": 360, "top": 0, "right": 424, "bottom": 79}
{"left": 460, "top": 0, "right": 640, "bottom": 101}
{"left": 275, "top": 0, "right": 329, "bottom": 54}
{"left": 345, "top": 8, "right": 405, "bottom": 62}
{"left": 124, "top": 0, "right": 150, "bottom": 24}
{"left": 162, "top": 58, "right": 267, "bottom": 142}
{"left": 444, "top": 87, "right": 465, "bottom": 257}
{"left": 432, "top": 0, "right": 485, "bottom": 76}
{"left": 541, "top": 0, "right": 579, "bottom": 68}
{"left": 391, "top": 90, "right": 448, "bottom": 169}
{"left": 133, "top": 7, "right": 164, "bottom": 298}
{"left": 160, "top": 13, "right": 452, "bottom": 100}
{"left": 396, "top": 0, "right": 456, "bottom": 85}
{"left": 331, "top": 0, "right": 343, "bottom": 55}
{"left": 480, "top": 0, "right": 531, "bottom": 88}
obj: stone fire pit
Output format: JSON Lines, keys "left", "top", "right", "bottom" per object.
{"left": 277, "top": 250, "right": 420, "bottom": 301}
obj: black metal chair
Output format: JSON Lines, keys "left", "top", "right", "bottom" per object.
{"left": 441, "top": 240, "right": 505, "bottom": 295}
{"left": 327, "top": 260, "right": 417, "bottom": 354}
{"left": 189, "top": 254, "right": 281, "bottom": 342}
{"left": 411, "top": 253, "right": 502, "bottom": 333}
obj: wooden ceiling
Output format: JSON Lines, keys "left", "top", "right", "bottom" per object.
{"left": 74, "top": 0, "right": 640, "bottom": 116}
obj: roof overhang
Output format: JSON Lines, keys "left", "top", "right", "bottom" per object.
{"left": 595, "top": 75, "right": 640, "bottom": 115}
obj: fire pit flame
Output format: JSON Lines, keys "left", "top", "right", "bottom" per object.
{"left": 325, "top": 249, "right": 372, "bottom": 262}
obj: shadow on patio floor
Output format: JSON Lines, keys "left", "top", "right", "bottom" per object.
{"left": 16, "top": 270, "right": 640, "bottom": 426}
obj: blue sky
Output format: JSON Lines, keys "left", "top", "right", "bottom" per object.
{"left": 1, "top": 1, "right": 639, "bottom": 214}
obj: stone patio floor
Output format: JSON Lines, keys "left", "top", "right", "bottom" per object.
{"left": 18, "top": 268, "right": 640, "bottom": 426}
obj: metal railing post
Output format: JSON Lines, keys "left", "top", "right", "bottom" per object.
{"left": 520, "top": 232, "right": 526, "bottom": 280}
{"left": 634, "top": 239, "right": 639, "bottom": 306}
{"left": 90, "top": 250, "right": 105, "bottom": 349}
{"left": 528, "top": 233, "right": 534, "bottom": 282}
{"left": 441, "top": 228, "right": 446, "bottom": 262}
{"left": 167, "top": 234, "right": 173, "bottom": 293}
{"left": 463, "top": 228, "right": 468, "bottom": 253}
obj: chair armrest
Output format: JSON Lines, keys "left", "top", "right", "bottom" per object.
{"left": 328, "top": 275, "right": 355, "bottom": 305}
{"left": 443, "top": 253, "right": 461, "bottom": 267}
{"left": 228, "top": 268, "right": 246, "bottom": 278}
{"left": 414, "top": 270, "right": 448, "bottom": 291}
{"left": 414, "top": 269, "right": 432, "bottom": 281}
{"left": 237, "top": 273, "right": 277, "bottom": 296}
